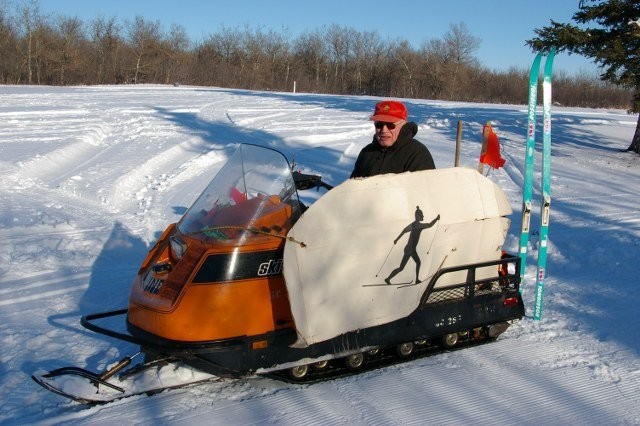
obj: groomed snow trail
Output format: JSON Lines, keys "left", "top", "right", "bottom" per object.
{"left": 1, "top": 85, "right": 639, "bottom": 425}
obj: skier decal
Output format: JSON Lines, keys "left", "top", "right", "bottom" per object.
{"left": 384, "top": 206, "right": 440, "bottom": 285}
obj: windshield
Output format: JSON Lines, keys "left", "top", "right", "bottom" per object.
{"left": 177, "top": 144, "right": 301, "bottom": 242}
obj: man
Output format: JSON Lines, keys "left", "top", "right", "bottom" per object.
{"left": 350, "top": 100, "right": 435, "bottom": 178}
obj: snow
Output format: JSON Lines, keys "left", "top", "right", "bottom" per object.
{"left": 1, "top": 84, "right": 639, "bottom": 425}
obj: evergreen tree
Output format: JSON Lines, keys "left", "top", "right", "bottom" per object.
{"left": 527, "top": 0, "right": 640, "bottom": 154}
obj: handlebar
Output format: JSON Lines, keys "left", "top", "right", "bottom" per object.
{"left": 292, "top": 171, "right": 333, "bottom": 191}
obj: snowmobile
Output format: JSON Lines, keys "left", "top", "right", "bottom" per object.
{"left": 33, "top": 143, "right": 524, "bottom": 404}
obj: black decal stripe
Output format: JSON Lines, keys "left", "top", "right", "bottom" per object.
{"left": 192, "top": 249, "right": 284, "bottom": 283}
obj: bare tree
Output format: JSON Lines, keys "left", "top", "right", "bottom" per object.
{"left": 263, "top": 29, "right": 291, "bottom": 91}
{"left": 0, "top": 1, "right": 20, "bottom": 83}
{"left": 125, "top": 15, "right": 162, "bottom": 84}
{"left": 162, "top": 23, "right": 189, "bottom": 84}
{"left": 294, "top": 28, "right": 328, "bottom": 92}
{"left": 17, "top": 0, "right": 41, "bottom": 84}
{"left": 420, "top": 38, "right": 449, "bottom": 99}
{"left": 394, "top": 40, "right": 421, "bottom": 98}
{"left": 242, "top": 26, "right": 267, "bottom": 89}
{"left": 207, "top": 26, "right": 246, "bottom": 87}
{"left": 89, "top": 16, "right": 123, "bottom": 84}
{"left": 326, "top": 24, "right": 354, "bottom": 92}
{"left": 349, "top": 30, "right": 385, "bottom": 95}
{"left": 50, "top": 16, "right": 84, "bottom": 84}
{"left": 442, "top": 22, "right": 481, "bottom": 100}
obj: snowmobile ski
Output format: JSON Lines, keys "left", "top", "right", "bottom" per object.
{"left": 533, "top": 48, "right": 556, "bottom": 321}
{"left": 31, "top": 356, "right": 222, "bottom": 405}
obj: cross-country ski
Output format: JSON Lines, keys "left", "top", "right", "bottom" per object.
{"left": 518, "top": 49, "right": 556, "bottom": 320}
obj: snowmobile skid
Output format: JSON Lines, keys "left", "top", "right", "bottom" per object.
{"left": 33, "top": 144, "right": 524, "bottom": 404}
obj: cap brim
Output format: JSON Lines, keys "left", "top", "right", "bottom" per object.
{"left": 370, "top": 114, "right": 402, "bottom": 122}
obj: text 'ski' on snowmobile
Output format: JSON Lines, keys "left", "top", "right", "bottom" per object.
{"left": 32, "top": 143, "right": 524, "bottom": 404}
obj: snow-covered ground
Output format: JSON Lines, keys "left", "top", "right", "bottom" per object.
{"left": 1, "top": 85, "right": 639, "bottom": 425}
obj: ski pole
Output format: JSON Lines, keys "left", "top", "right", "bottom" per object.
{"left": 375, "top": 244, "right": 395, "bottom": 277}
{"left": 425, "top": 221, "right": 440, "bottom": 255}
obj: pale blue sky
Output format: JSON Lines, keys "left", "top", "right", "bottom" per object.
{"left": 37, "top": 0, "right": 600, "bottom": 75}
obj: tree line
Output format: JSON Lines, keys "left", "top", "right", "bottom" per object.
{"left": 0, "top": 1, "right": 632, "bottom": 109}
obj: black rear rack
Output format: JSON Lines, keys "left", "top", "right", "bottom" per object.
{"left": 420, "top": 255, "right": 520, "bottom": 306}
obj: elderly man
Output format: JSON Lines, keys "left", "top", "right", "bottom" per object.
{"left": 350, "top": 100, "right": 435, "bottom": 178}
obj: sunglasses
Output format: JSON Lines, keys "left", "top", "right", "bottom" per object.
{"left": 374, "top": 121, "right": 398, "bottom": 130}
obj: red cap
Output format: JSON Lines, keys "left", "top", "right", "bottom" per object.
{"left": 370, "top": 100, "right": 408, "bottom": 122}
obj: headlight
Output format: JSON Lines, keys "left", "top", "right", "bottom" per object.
{"left": 170, "top": 236, "right": 187, "bottom": 260}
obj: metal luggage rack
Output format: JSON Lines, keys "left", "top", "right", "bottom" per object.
{"left": 420, "top": 256, "right": 521, "bottom": 306}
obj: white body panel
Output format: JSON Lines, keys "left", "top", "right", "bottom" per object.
{"left": 283, "top": 168, "right": 512, "bottom": 347}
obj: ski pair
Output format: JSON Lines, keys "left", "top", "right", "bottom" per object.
{"left": 518, "top": 49, "right": 556, "bottom": 321}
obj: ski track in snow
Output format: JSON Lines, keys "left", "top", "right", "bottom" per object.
{"left": 1, "top": 85, "right": 639, "bottom": 425}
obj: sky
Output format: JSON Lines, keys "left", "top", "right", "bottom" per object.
{"left": 35, "top": 0, "right": 602, "bottom": 76}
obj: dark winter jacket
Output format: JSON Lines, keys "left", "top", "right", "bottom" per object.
{"left": 350, "top": 122, "right": 436, "bottom": 178}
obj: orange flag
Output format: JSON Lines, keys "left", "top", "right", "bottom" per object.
{"left": 480, "top": 124, "right": 506, "bottom": 169}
